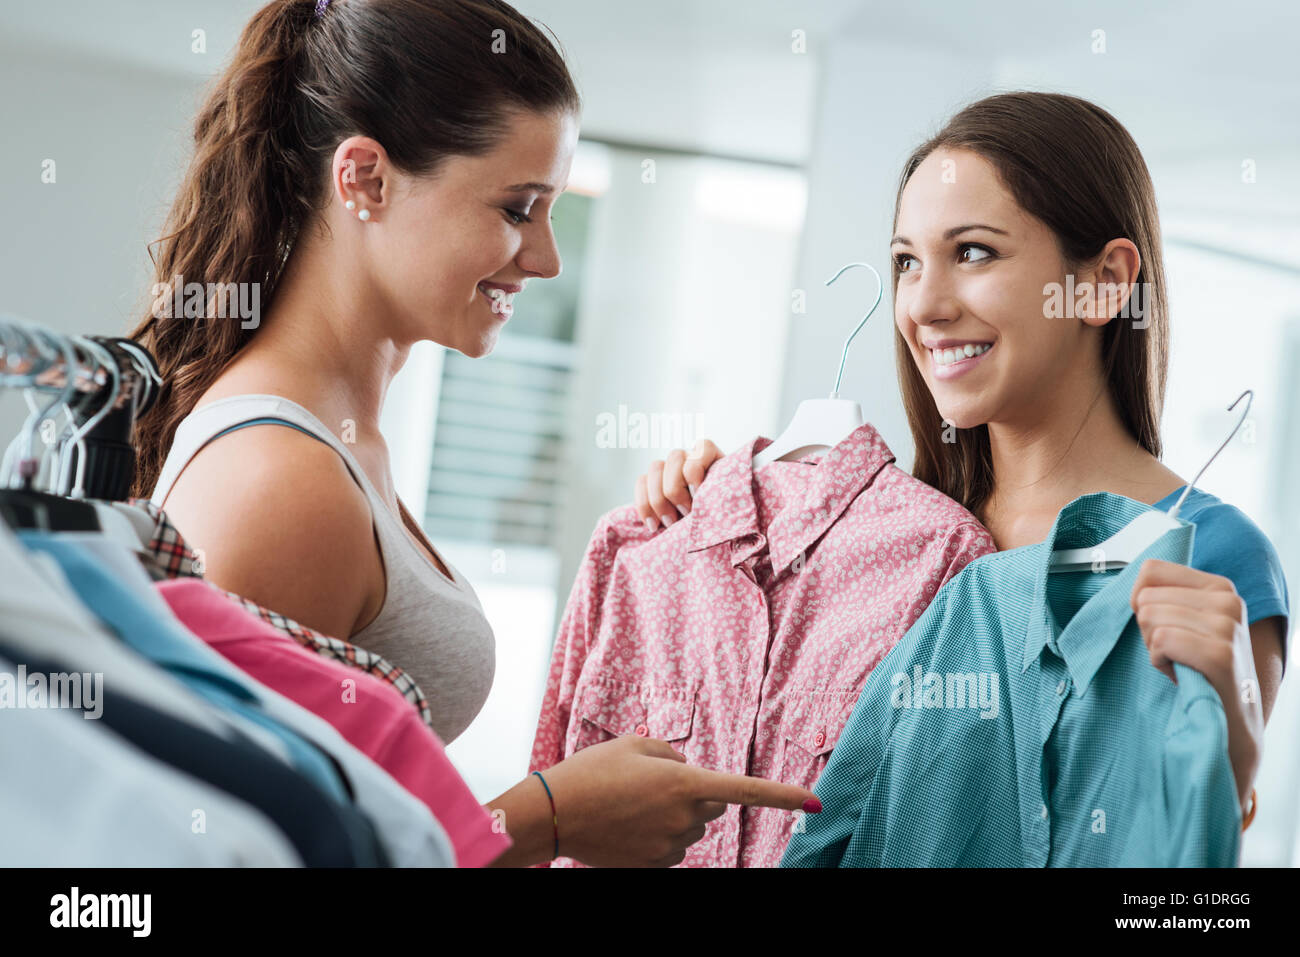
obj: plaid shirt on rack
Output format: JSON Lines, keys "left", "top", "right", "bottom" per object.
{"left": 122, "top": 498, "right": 435, "bottom": 730}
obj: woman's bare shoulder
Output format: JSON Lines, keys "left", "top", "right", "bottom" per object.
{"left": 163, "top": 422, "right": 384, "bottom": 638}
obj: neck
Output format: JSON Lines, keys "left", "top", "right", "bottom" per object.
{"left": 227, "top": 228, "right": 409, "bottom": 433}
{"left": 984, "top": 374, "right": 1147, "bottom": 519}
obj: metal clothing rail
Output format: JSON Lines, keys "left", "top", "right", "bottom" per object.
{"left": 0, "top": 313, "right": 161, "bottom": 497}
{"left": 0, "top": 313, "right": 115, "bottom": 398}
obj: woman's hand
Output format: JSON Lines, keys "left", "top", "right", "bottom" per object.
{"left": 633, "top": 439, "right": 724, "bottom": 530}
{"left": 506, "top": 735, "right": 820, "bottom": 868}
{"left": 1131, "top": 559, "right": 1265, "bottom": 814}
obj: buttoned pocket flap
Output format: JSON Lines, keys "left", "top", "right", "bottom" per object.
{"left": 781, "top": 694, "right": 857, "bottom": 757}
{"left": 577, "top": 680, "right": 695, "bottom": 742}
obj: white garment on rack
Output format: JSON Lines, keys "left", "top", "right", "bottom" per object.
{"left": 0, "top": 661, "right": 303, "bottom": 867}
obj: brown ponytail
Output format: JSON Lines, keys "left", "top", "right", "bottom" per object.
{"left": 129, "top": 0, "right": 580, "bottom": 497}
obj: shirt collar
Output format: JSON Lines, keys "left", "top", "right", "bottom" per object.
{"left": 127, "top": 498, "right": 204, "bottom": 580}
{"left": 1022, "top": 492, "right": 1195, "bottom": 695}
{"left": 686, "top": 422, "right": 896, "bottom": 577}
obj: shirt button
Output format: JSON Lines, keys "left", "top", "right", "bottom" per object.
{"left": 1040, "top": 803, "right": 1049, "bottom": 820}
{"left": 1055, "top": 680, "right": 1067, "bottom": 696}
{"left": 634, "top": 724, "right": 649, "bottom": 737}
{"left": 812, "top": 729, "right": 826, "bottom": 749}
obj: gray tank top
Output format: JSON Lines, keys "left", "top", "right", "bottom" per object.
{"left": 151, "top": 393, "right": 495, "bottom": 744}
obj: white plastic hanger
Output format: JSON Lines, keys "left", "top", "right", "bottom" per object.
{"left": 752, "top": 262, "right": 881, "bottom": 468}
{"left": 1048, "top": 390, "right": 1253, "bottom": 572}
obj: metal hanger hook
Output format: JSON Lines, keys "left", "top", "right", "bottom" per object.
{"left": 824, "top": 262, "right": 883, "bottom": 398}
{"left": 11, "top": 326, "right": 80, "bottom": 487}
{"left": 58, "top": 337, "right": 120, "bottom": 498}
{"left": 1169, "top": 389, "right": 1253, "bottom": 519}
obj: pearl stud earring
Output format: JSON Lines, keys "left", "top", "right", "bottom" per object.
{"left": 344, "top": 200, "right": 356, "bottom": 210}
{"left": 358, "top": 209, "right": 371, "bottom": 221}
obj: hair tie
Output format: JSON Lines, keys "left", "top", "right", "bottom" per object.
{"left": 313, "top": 0, "right": 331, "bottom": 19}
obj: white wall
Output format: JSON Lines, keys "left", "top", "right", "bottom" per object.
{"left": 777, "top": 42, "right": 993, "bottom": 464}
{"left": 0, "top": 38, "right": 202, "bottom": 449}
{"left": 553, "top": 148, "right": 805, "bottom": 627}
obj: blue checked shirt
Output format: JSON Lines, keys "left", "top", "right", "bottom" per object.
{"left": 782, "top": 492, "right": 1243, "bottom": 868}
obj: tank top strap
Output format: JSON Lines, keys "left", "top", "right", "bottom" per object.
{"left": 151, "top": 394, "right": 368, "bottom": 506}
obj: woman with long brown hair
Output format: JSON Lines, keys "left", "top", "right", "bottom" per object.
{"left": 130, "top": 0, "right": 817, "bottom": 868}
{"left": 637, "top": 92, "right": 1289, "bottom": 829}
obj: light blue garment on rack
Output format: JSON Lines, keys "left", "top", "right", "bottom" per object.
{"left": 18, "top": 531, "right": 351, "bottom": 803}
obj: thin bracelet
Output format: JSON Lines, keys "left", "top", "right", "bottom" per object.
{"left": 531, "top": 770, "right": 559, "bottom": 860}
{"left": 1242, "top": 788, "right": 1258, "bottom": 831}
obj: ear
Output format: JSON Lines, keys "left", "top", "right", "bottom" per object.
{"left": 332, "top": 136, "right": 389, "bottom": 207}
{"left": 1079, "top": 238, "right": 1141, "bottom": 328}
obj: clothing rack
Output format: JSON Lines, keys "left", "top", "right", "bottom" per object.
{"left": 0, "top": 311, "right": 481, "bottom": 868}
{"left": 0, "top": 313, "right": 161, "bottom": 499}
{"left": 0, "top": 313, "right": 155, "bottom": 402}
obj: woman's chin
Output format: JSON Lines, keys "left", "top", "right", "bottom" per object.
{"left": 935, "top": 404, "right": 989, "bottom": 432}
{"left": 459, "top": 328, "right": 501, "bottom": 359}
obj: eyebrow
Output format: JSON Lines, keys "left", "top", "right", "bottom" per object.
{"left": 891, "top": 224, "right": 1011, "bottom": 246}
{"left": 502, "top": 181, "right": 558, "bottom": 194}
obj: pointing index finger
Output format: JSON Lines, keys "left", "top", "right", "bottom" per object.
{"left": 686, "top": 766, "right": 820, "bottom": 812}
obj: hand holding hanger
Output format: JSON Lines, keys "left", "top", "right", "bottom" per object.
{"left": 1126, "top": 391, "right": 1267, "bottom": 824}
{"left": 635, "top": 438, "right": 723, "bottom": 528}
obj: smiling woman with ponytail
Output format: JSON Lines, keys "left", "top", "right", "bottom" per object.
{"left": 129, "top": 0, "right": 818, "bottom": 868}
{"left": 131, "top": 0, "right": 577, "bottom": 497}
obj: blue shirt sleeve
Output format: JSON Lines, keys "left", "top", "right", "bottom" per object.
{"left": 1181, "top": 499, "right": 1291, "bottom": 672}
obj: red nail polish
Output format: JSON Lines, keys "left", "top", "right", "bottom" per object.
{"left": 802, "top": 797, "right": 822, "bottom": 814}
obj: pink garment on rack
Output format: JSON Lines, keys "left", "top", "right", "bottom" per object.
{"left": 529, "top": 422, "right": 996, "bottom": 867}
{"left": 157, "top": 578, "right": 510, "bottom": 869}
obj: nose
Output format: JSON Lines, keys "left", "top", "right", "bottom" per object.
{"left": 904, "top": 265, "right": 960, "bottom": 329}
{"left": 517, "top": 221, "right": 563, "bottom": 280}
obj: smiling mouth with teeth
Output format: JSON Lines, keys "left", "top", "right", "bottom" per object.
{"left": 479, "top": 284, "right": 517, "bottom": 317}
{"left": 930, "top": 342, "right": 992, "bottom": 366}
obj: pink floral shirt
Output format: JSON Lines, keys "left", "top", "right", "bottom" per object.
{"left": 529, "top": 422, "right": 996, "bottom": 866}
